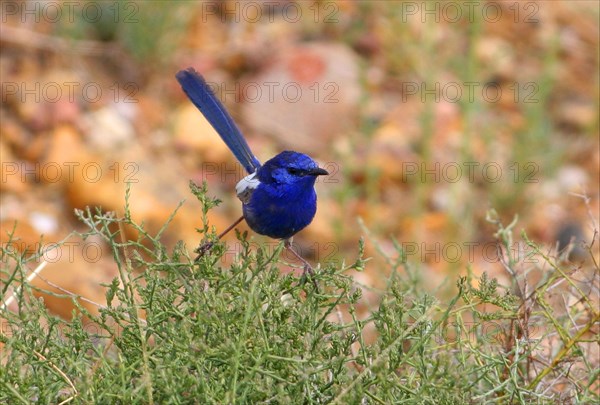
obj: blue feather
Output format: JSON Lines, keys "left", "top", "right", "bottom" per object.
{"left": 176, "top": 68, "right": 261, "bottom": 174}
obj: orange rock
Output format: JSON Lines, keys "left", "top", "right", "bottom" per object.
{"left": 28, "top": 242, "right": 120, "bottom": 320}
{"left": 241, "top": 43, "right": 361, "bottom": 155}
{"left": 173, "top": 104, "right": 232, "bottom": 166}
{"left": 0, "top": 113, "right": 29, "bottom": 153}
{"left": 368, "top": 120, "right": 420, "bottom": 186}
{"left": 0, "top": 140, "right": 29, "bottom": 194}
{"left": 0, "top": 220, "right": 43, "bottom": 256}
{"left": 42, "top": 124, "right": 89, "bottom": 181}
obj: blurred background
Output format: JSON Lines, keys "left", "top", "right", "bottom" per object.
{"left": 1, "top": 1, "right": 598, "bottom": 317}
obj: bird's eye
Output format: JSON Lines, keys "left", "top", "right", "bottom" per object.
{"left": 287, "top": 168, "right": 302, "bottom": 176}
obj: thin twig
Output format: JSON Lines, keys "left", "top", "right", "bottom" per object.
{"left": 34, "top": 273, "right": 147, "bottom": 326}
{"left": 33, "top": 350, "right": 78, "bottom": 404}
{"left": 1, "top": 261, "right": 48, "bottom": 311}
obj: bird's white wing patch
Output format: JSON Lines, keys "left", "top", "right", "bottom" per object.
{"left": 236, "top": 172, "right": 260, "bottom": 204}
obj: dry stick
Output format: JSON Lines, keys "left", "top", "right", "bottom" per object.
{"left": 568, "top": 190, "right": 599, "bottom": 230}
{"left": 522, "top": 266, "right": 533, "bottom": 382}
{"left": 569, "top": 190, "right": 599, "bottom": 270}
{"left": 527, "top": 311, "right": 600, "bottom": 390}
{"left": 497, "top": 245, "right": 519, "bottom": 388}
{"left": 33, "top": 350, "right": 78, "bottom": 404}
{"left": 497, "top": 244, "right": 535, "bottom": 384}
{"left": 35, "top": 274, "right": 103, "bottom": 308}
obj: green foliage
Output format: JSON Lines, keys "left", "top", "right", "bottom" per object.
{"left": 1, "top": 188, "right": 598, "bottom": 404}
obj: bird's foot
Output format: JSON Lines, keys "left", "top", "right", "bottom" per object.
{"left": 284, "top": 239, "right": 320, "bottom": 292}
{"left": 193, "top": 215, "right": 245, "bottom": 262}
{"left": 300, "top": 263, "right": 320, "bottom": 292}
{"left": 193, "top": 241, "right": 215, "bottom": 262}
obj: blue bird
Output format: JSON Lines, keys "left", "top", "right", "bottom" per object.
{"left": 176, "top": 68, "right": 328, "bottom": 280}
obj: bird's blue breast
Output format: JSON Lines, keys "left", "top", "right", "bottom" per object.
{"left": 243, "top": 181, "right": 318, "bottom": 239}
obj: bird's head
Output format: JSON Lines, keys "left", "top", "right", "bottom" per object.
{"left": 257, "top": 151, "right": 328, "bottom": 186}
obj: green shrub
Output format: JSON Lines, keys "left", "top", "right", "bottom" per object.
{"left": 1, "top": 184, "right": 597, "bottom": 404}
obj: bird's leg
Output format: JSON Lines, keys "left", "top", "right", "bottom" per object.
{"left": 284, "top": 239, "right": 319, "bottom": 291}
{"left": 194, "top": 215, "right": 245, "bottom": 261}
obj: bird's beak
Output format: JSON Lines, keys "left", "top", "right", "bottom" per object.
{"left": 309, "top": 167, "right": 329, "bottom": 176}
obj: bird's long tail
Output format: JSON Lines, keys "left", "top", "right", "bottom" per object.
{"left": 176, "top": 68, "right": 261, "bottom": 174}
